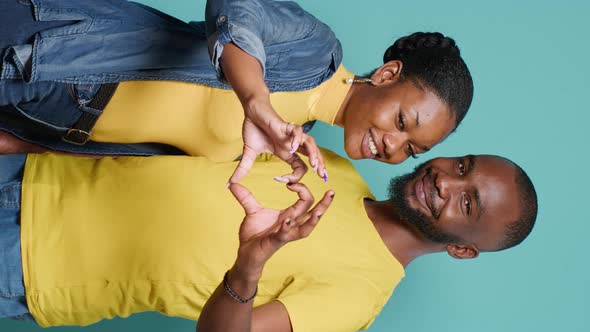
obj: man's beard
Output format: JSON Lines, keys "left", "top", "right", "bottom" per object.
{"left": 388, "top": 164, "right": 461, "bottom": 244}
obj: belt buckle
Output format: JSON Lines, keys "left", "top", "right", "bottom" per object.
{"left": 63, "top": 128, "right": 91, "bottom": 145}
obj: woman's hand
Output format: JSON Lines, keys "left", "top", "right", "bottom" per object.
{"left": 228, "top": 100, "right": 327, "bottom": 185}
{"left": 228, "top": 182, "right": 334, "bottom": 278}
{"left": 219, "top": 43, "right": 326, "bottom": 185}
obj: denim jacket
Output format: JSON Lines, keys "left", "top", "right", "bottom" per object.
{"left": 1, "top": 0, "right": 343, "bottom": 92}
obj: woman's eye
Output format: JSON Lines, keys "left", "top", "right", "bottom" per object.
{"left": 458, "top": 162, "right": 466, "bottom": 175}
{"left": 407, "top": 145, "right": 417, "bottom": 159}
{"left": 398, "top": 113, "right": 406, "bottom": 130}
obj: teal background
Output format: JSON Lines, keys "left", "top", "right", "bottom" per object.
{"left": 2, "top": 0, "right": 589, "bottom": 331}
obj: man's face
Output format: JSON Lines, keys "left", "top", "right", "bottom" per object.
{"left": 389, "top": 155, "right": 521, "bottom": 251}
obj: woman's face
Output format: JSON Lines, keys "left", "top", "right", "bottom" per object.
{"left": 337, "top": 62, "right": 456, "bottom": 165}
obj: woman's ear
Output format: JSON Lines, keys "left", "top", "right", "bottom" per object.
{"left": 446, "top": 243, "right": 480, "bottom": 260}
{"left": 370, "top": 60, "right": 403, "bottom": 85}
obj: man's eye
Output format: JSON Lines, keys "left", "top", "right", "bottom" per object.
{"left": 463, "top": 194, "right": 472, "bottom": 215}
{"left": 398, "top": 113, "right": 406, "bottom": 130}
{"left": 458, "top": 162, "right": 466, "bottom": 175}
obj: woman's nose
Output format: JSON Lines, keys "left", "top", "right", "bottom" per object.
{"left": 383, "top": 133, "right": 409, "bottom": 164}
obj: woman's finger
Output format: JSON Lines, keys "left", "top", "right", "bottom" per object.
{"left": 314, "top": 145, "right": 327, "bottom": 182}
{"left": 300, "top": 134, "right": 319, "bottom": 171}
{"left": 298, "top": 134, "right": 327, "bottom": 180}
{"left": 228, "top": 145, "right": 258, "bottom": 184}
{"left": 288, "top": 125, "right": 304, "bottom": 154}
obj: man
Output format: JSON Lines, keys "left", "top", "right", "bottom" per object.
{"left": 0, "top": 149, "right": 537, "bottom": 331}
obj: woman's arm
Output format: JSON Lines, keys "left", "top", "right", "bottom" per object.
{"left": 206, "top": 0, "right": 332, "bottom": 184}
{"left": 219, "top": 43, "right": 327, "bottom": 184}
{"left": 196, "top": 182, "right": 334, "bottom": 332}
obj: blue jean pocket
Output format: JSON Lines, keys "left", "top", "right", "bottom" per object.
{"left": 1, "top": 80, "right": 82, "bottom": 131}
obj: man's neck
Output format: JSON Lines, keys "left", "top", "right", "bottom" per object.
{"left": 364, "top": 199, "right": 444, "bottom": 267}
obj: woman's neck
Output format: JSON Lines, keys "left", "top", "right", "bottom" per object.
{"left": 333, "top": 78, "right": 360, "bottom": 127}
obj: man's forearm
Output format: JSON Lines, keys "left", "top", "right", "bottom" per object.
{"left": 196, "top": 264, "right": 261, "bottom": 332}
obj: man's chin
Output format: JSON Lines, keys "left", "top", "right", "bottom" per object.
{"left": 389, "top": 172, "right": 459, "bottom": 244}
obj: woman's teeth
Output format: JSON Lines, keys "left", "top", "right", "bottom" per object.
{"left": 368, "top": 135, "right": 378, "bottom": 155}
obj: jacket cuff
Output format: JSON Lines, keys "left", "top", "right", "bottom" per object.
{"left": 207, "top": 14, "right": 266, "bottom": 83}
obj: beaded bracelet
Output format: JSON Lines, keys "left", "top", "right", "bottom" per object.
{"left": 223, "top": 270, "right": 258, "bottom": 304}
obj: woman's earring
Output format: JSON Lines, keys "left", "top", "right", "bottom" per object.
{"left": 345, "top": 77, "right": 373, "bottom": 84}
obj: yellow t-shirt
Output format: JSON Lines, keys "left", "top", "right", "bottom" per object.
{"left": 91, "top": 66, "right": 353, "bottom": 162}
{"left": 20, "top": 150, "right": 404, "bottom": 331}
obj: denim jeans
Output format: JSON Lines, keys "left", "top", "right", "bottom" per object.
{"left": 0, "top": 154, "right": 33, "bottom": 321}
{"left": 0, "top": 0, "right": 184, "bottom": 156}
{"left": 0, "top": 0, "right": 75, "bottom": 49}
{"left": 1, "top": 0, "right": 330, "bottom": 155}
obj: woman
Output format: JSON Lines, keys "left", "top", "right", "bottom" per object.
{"left": 0, "top": 0, "right": 473, "bottom": 183}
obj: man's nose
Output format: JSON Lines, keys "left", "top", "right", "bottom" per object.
{"left": 435, "top": 172, "right": 462, "bottom": 200}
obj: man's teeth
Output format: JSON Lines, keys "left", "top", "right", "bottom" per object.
{"left": 368, "top": 135, "right": 378, "bottom": 155}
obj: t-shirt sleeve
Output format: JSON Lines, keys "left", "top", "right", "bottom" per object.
{"left": 277, "top": 280, "right": 385, "bottom": 332}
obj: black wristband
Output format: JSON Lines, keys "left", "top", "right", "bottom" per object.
{"left": 223, "top": 270, "right": 258, "bottom": 304}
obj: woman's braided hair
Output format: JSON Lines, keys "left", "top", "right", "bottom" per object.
{"left": 384, "top": 32, "right": 473, "bottom": 126}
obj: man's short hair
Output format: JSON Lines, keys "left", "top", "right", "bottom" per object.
{"left": 496, "top": 160, "right": 538, "bottom": 251}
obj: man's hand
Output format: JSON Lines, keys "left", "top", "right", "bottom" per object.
{"left": 198, "top": 181, "right": 332, "bottom": 332}
{"left": 228, "top": 182, "right": 334, "bottom": 278}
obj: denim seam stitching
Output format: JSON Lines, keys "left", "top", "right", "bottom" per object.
{"left": 12, "top": 105, "right": 70, "bottom": 131}
{"left": 0, "top": 184, "right": 21, "bottom": 208}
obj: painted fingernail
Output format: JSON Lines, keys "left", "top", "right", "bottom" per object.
{"left": 274, "top": 176, "right": 290, "bottom": 183}
{"left": 323, "top": 170, "right": 328, "bottom": 183}
{"left": 313, "top": 164, "right": 319, "bottom": 173}
{"left": 286, "top": 219, "right": 292, "bottom": 226}
{"left": 225, "top": 182, "right": 230, "bottom": 189}
{"left": 330, "top": 192, "right": 335, "bottom": 198}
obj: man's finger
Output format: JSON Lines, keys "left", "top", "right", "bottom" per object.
{"left": 278, "top": 153, "right": 308, "bottom": 183}
{"left": 303, "top": 190, "right": 334, "bottom": 224}
{"left": 297, "top": 210, "right": 323, "bottom": 239}
{"left": 228, "top": 183, "right": 262, "bottom": 215}
{"left": 281, "top": 190, "right": 334, "bottom": 242}
{"left": 274, "top": 218, "right": 295, "bottom": 244}
{"left": 285, "top": 182, "right": 315, "bottom": 216}
{"left": 228, "top": 146, "right": 258, "bottom": 184}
